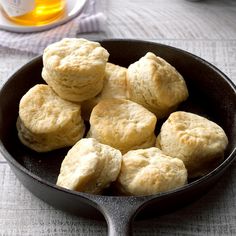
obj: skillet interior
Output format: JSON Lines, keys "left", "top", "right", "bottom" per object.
{"left": 0, "top": 40, "right": 235, "bottom": 220}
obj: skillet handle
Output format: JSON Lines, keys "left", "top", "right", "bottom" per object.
{"left": 89, "top": 196, "right": 145, "bottom": 236}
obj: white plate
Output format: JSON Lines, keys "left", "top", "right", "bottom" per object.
{"left": 0, "top": 0, "right": 87, "bottom": 33}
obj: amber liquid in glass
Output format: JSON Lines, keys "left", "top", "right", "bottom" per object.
{"left": 2, "top": 0, "right": 66, "bottom": 26}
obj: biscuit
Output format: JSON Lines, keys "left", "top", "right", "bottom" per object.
{"left": 116, "top": 147, "right": 187, "bottom": 196}
{"left": 126, "top": 52, "right": 188, "bottom": 118}
{"left": 56, "top": 138, "right": 122, "bottom": 194}
{"left": 156, "top": 111, "right": 228, "bottom": 178}
{"left": 100, "top": 62, "right": 127, "bottom": 100}
{"left": 17, "top": 84, "right": 85, "bottom": 152}
{"left": 81, "top": 63, "right": 127, "bottom": 120}
{"left": 42, "top": 38, "right": 109, "bottom": 102}
{"left": 88, "top": 98, "right": 157, "bottom": 154}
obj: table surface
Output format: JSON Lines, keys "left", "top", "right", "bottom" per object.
{"left": 0, "top": 0, "right": 236, "bottom": 235}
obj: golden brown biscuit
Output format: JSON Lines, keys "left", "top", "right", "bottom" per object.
{"left": 126, "top": 52, "right": 188, "bottom": 118}
{"left": 100, "top": 62, "right": 127, "bottom": 100}
{"left": 81, "top": 62, "right": 127, "bottom": 120}
{"left": 56, "top": 138, "right": 122, "bottom": 194}
{"left": 117, "top": 147, "right": 187, "bottom": 196}
{"left": 88, "top": 98, "right": 157, "bottom": 154}
{"left": 42, "top": 38, "right": 109, "bottom": 102}
{"left": 157, "top": 111, "right": 228, "bottom": 178}
{"left": 17, "top": 84, "right": 85, "bottom": 152}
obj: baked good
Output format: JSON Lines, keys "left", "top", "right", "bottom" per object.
{"left": 156, "top": 111, "right": 228, "bottom": 178}
{"left": 42, "top": 38, "right": 109, "bottom": 102}
{"left": 56, "top": 138, "right": 122, "bottom": 194}
{"left": 17, "top": 84, "right": 85, "bottom": 152}
{"left": 99, "top": 62, "right": 127, "bottom": 100}
{"left": 117, "top": 147, "right": 187, "bottom": 196}
{"left": 126, "top": 52, "right": 188, "bottom": 118}
{"left": 88, "top": 98, "right": 157, "bottom": 154}
{"left": 81, "top": 62, "right": 127, "bottom": 120}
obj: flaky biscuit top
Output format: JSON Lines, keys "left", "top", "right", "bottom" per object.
{"left": 127, "top": 52, "right": 188, "bottom": 117}
{"left": 56, "top": 138, "right": 122, "bottom": 194}
{"left": 43, "top": 38, "right": 109, "bottom": 76}
{"left": 89, "top": 99, "right": 157, "bottom": 149}
{"left": 19, "top": 84, "right": 82, "bottom": 133}
{"left": 117, "top": 147, "right": 187, "bottom": 196}
{"left": 157, "top": 111, "right": 228, "bottom": 177}
{"left": 159, "top": 111, "right": 228, "bottom": 156}
{"left": 99, "top": 63, "right": 127, "bottom": 100}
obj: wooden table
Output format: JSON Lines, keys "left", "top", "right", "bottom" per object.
{"left": 0, "top": 0, "right": 236, "bottom": 235}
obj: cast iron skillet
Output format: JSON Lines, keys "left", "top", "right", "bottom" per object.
{"left": 0, "top": 40, "right": 236, "bottom": 236}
